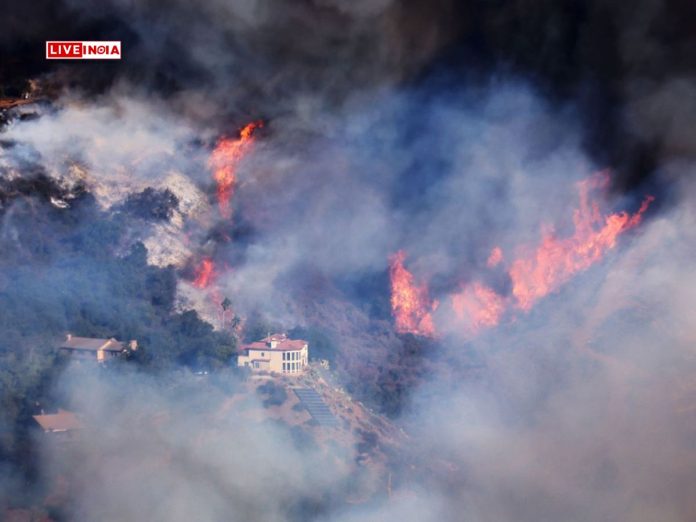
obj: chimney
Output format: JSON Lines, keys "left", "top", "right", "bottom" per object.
{"left": 129, "top": 340, "right": 138, "bottom": 351}
{"left": 66, "top": 333, "right": 72, "bottom": 341}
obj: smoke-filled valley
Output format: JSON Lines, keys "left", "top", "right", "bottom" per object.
{"left": 2, "top": 1, "right": 696, "bottom": 521}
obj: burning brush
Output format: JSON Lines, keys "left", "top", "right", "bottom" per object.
{"left": 208, "top": 121, "right": 263, "bottom": 219}
{"left": 390, "top": 172, "right": 654, "bottom": 339}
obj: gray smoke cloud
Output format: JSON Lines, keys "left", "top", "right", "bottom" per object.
{"left": 4, "top": 0, "right": 696, "bottom": 520}
{"left": 39, "top": 368, "right": 356, "bottom": 521}
{"left": 29, "top": 171, "right": 696, "bottom": 521}
{"left": 6, "top": 81, "right": 692, "bottom": 520}
{"left": 402, "top": 175, "right": 696, "bottom": 521}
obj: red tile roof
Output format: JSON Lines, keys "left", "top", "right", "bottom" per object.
{"left": 240, "top": 333, "right": 308, "bottom": 352}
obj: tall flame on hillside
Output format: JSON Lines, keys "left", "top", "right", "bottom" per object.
{"left": 509, "top": 172, "right": 654, "bottom": 310}
{"left": 390, "top": 172, "right": 654, "bottom": 338}
{"left": 193, "top": 258, "right": 216, "bottom": 289}
{"left": 208, "top": 121, "right": 262, "bottom": 219}
{"left": 388, "top": 250, "right": 438, "bottom": 337}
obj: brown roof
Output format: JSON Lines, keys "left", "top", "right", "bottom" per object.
{"left": 0, "top": 97, "right": 39, "bottom": 110}
{"left": 240, "top": 333, "right": 308, "bottom": 352}
{"left": 59, "top": 335, "right": 124, "bottom": 352}
{"left": 33, "top": 409, "right": 82, "bottom": 432}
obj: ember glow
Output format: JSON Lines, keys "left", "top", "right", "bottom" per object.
{"left": 388, "top": 250, "right": 438, "bottom": 337}
{"left": 390, "top": 173, "right": 654, "bottom": 338}
{"left": 208, "top": 121, "right": 262, "bottom": 219}
{"left": 193, "top": 258, "right": 216, "bottom": 289}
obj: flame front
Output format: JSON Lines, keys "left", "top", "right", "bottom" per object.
{"left": 389, "top": 173, "right": 654, "bottom": 338}
{"left": 193, "top": 258, "right": 215, "bottom": 289}
{"left": 208, "top": 121, "right": 262, "bottom": 219}
{"left": 509, "top": 173, "right": 654, "bottom": 310}
{"left": 388, "top": 250, "right": 437, "bottom": 337}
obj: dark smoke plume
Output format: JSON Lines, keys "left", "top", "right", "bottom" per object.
{"left": 4, "top": 0, "right": 696, "bottom": 191}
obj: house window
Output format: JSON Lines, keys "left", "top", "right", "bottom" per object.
{"left": 261, "top": 352, "right": 265, "bottom": 357}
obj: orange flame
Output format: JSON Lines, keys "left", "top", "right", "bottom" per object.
{"left": 389, "top": 172, "right": 654, "bottom": 339}
{"left": 388, "top": 250, "right": 438, "bottom": 337}
{"left": 192, "top": 259, "right": 240, "bottom": 331}
{"left": 509, "top": 173, "right": 654, "bottom": 310}
{"left": 193, "top": 258, "right": 216, "bottom": 289}
{"left": 451, "top": 282, "right": 505, "bottom": 336}
{"left": 208, "top": 121, "right": 262, "bottom": 219}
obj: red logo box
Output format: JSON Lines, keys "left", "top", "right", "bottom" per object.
{"left": 46, "top": 41, "right": 121, "bottom": 60}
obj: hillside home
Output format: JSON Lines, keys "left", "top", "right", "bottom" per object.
{"left": 59, "top": 334, "right": 137, "bottom": 362}
{"left": 33, "top": 409, "right": 82, "bottom": 437}
{"left": 238, "top": 333, "right": 308, "bottom": 374}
